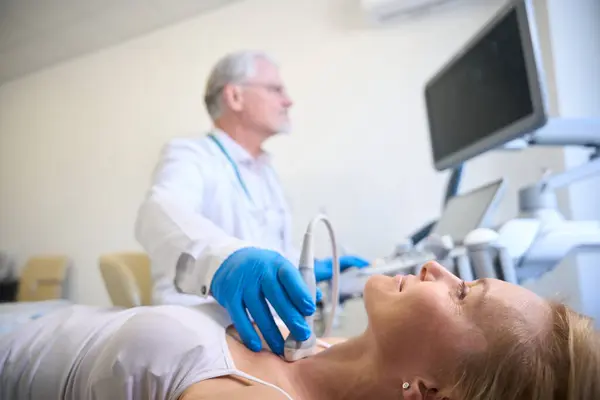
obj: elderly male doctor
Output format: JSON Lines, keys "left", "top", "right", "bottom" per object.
{"left": 135, "top": 50, "right": 369, "bottom": 356}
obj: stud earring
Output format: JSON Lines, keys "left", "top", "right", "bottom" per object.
{"left": 402, "top": 382, "right": 410, "bottom": 390}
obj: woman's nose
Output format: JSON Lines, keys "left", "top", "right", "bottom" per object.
{"left": 419, "top": 261, "right": 460, "bottom": 284}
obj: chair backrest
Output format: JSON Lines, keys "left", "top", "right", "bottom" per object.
{"left": 98, "top": 252, "right": 152, "bottom": 307}
{"left": 17, "top": 255, "right": 70, "bottom": 302}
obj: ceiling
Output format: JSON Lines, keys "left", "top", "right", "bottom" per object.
{"left": 0, "top": 0, "right": 240, "bottom": 85}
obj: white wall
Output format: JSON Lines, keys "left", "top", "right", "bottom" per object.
{"left": 544, "top": 0, "right": 600, "bottom": 323}
{"left": 0, "top": 0, "right": 563, "bottom": 305}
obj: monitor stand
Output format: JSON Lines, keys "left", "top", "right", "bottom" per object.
{"left": 504, "top": 117, "right": 600, "bottom": 149}
{"left": 494, "top": 118, "right": 600, "bottom": 282}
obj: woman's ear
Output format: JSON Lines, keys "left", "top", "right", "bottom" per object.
{"left": 402, "top": 378, "right": 445, "bottom": 400}
{"left": 400, "top": 380, "right": 423, "bottom": 400}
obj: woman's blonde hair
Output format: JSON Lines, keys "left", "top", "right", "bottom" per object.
{"left": 442, "top": 302, "right": 599, "bottom": 400}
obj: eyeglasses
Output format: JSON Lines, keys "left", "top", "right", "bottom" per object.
{"left": 240, "top": 82, "right": 287, "bottom": 96}
{"left": 205, "top": 82, "right": 288, "bottom": 103}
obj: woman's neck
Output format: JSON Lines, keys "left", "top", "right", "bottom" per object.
{"left": 230, "top": 333, "right": 402, "bottom": 400}
{"left": 288, "top": 334, "right": 402, "bottom": 400}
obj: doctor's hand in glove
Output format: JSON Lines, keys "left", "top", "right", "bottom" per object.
{"left": 210, "top": 247, "right": 317, "bottom": 356}
{"left": 314, "top": 255, "right": 370, "bottom": 282}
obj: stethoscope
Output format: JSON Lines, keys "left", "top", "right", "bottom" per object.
{"left": 208, "top": 133, "right": 288, "bottom": 242}
{"left": 208, "top": 133, "right": 253, "bottom": 204}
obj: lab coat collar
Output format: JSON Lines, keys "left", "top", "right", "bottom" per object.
{"left": 212, "top": 129, "right": 272, "bottom": 165}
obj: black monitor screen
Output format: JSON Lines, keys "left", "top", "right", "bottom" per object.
{"left": 425, "top": 8, "right": 534, "bottom": 169}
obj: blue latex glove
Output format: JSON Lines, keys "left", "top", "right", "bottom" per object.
{"left": 210, "top": 247, "right": 316, "bottom": 356}
{"left": 314, "top": 255, "right": 370, "bottom": 282}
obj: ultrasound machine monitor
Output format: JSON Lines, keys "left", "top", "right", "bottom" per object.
{"left": 424, "top": 0, "right": 548, "bottom": 171}
{"left": 431, "top": 179, "right": 506, "bottom": 245}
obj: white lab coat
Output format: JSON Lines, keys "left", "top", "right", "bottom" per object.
{"left": 135, "top": 130, "right": 299, "bottom": 305}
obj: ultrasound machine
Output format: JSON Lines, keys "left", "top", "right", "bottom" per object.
{"left": 332, "top": 0, "right": 600, "bottom": 319}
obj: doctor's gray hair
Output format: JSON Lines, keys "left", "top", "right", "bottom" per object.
{"left": 204, "top": 50, "right": 277, "bottom": 120}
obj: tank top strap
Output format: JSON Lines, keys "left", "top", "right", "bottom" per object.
{"left": 228, "top": 370, "right": 295, "bottom": 400}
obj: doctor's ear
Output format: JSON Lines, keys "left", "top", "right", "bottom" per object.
{"left": 222, "top": 84, "right": 244, "bottom": 112}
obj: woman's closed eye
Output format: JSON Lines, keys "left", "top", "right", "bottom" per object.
{"left": 457, "top": 280, "right": 469, "bottom": 300}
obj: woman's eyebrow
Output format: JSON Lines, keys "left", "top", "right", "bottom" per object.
{"left": 470, "top": 278, "right": 490, "bottom": 303}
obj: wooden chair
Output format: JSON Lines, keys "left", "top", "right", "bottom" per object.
{"left": 98, "top": 252, "right": 152, "bottom": 307}
{"left": 17, "top": 255, "right": 70, "bottom": 302}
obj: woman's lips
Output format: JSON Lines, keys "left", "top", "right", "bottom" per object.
{"left": 395, "top": 275, "right": 404, "bottom": 292}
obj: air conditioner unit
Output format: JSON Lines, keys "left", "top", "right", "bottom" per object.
{"left": 360, "top": 0, "right": 458, "bottom": 23}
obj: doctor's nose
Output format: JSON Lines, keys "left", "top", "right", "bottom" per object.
{"left": 281, "top": 92, "right": 293, "bottom": 108}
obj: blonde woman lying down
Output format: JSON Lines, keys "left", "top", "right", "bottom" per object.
{"left": 1, "top": 261, "right": 598, "bottom": 400}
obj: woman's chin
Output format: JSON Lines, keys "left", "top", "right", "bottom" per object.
{"left": 369, "top": 275, "right": 401, "bottom": 291}
{"left": 363, "top": 275, "right": 400, "bottom": 306}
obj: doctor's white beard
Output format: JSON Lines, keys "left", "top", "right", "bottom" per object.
{"left": 277, "top": 121, "right": 292, "bottom": 135}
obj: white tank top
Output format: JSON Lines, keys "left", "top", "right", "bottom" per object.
{"left": 0, "top": 303, "right": 294, "bottom": 400}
